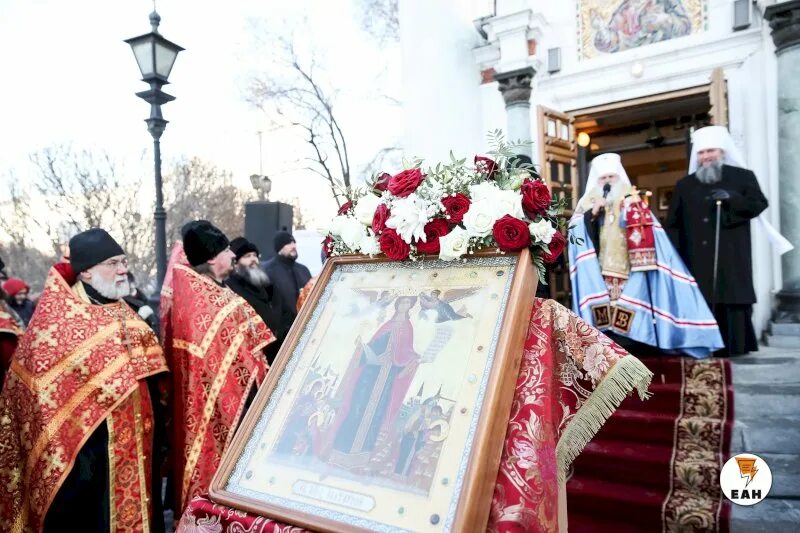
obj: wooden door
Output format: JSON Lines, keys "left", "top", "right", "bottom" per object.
{"left": 537, "top": 105, "right": 578, "bottom": 307}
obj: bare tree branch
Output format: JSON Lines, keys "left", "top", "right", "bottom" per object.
{"left": 356, "top": 0, "right": 399, "bottom": 44}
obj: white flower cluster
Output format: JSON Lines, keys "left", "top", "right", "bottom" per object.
{"left": 324, "top": 162, "right": 559, "bottom": 263}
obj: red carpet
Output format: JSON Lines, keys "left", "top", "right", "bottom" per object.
{"left": 567, "top": 357, "right": 734, "bottom": 532}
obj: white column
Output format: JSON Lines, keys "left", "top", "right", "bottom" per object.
{"left": 766, "top": 0, "right": 800, "bottom": 322}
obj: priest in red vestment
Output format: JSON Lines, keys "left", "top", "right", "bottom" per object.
{"left": 0, "top": 287, "right": 24, "bottom": 391}
{"left": 0, "top": 228, "right": 169, "bottom": 532}
{"left": 163, "top": 221, "right": 276, "bottom": 514}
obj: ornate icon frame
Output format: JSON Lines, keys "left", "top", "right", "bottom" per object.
{"left": 210, "top": 250, "right": 537, "bottom": 532}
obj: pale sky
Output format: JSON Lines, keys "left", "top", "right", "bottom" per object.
{"left": 0, "top": 0, "right": 402, "bottom": 231}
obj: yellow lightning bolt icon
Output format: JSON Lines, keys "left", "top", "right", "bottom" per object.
{"left": 736, "top": 457, "right": 758, "bottom": 488}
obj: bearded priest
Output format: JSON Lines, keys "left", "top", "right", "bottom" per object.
{"left": 163, "top": 220, "right": 276, "bottom": 514}
{"left": 0, "top": 228, "right": 169, "bottom": 532}
{"left": 568, "top": 154, "right": 723, "bottom": 358}
{"left": 666, "top": 126, "right": 781, "bottom": 356}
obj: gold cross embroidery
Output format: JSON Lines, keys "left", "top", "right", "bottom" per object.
{"left": 42, "top": 446, "right": 66, "bottom": 478}
{"left": 64, "top": 299, "right": 91, "bottom": 321}
{"left": 39, "top": 383, "right": 59, "bottom": 410}
{"left": 31, "top": 324, "right": 59, "bottom": 350}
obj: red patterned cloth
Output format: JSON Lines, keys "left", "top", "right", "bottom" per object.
{"left": 163, "top": 262, "right": 276, "bottom": 513}
{"left": 296, "top": 277, "right": 317, "bottom": 313}
{"left": 178, "top": 298, "right": 652, "bottom": 532}
{"left": 624, "top": 196, "right": 657, "bottom": 271}
{"left": 0, "top": 268, "right": 168, "bottom": 532}
{"left": 0, "top": 304, "right": 23, "bottom": 388}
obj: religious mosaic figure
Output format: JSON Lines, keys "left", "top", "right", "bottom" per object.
{"left": 590, "top": 0, "right": 693, "bottom": 55}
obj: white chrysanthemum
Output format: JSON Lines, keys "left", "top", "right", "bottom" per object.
{"left": 353, "top": 194, "right": 381, "bottom": 226}
{"left": 328, "top": 215, "right": 348, "bottom": 236}
{"left": 386, "top": 194, "right": 432, "bottom": 244}
{"left": 359, "top": 233, "right": 380, "bottom": 255}
{"left": 528, "top": 219, "right": 557, "bottom": 245}
{"left": 438, "top": 226, "right": 469, "bottom": 261}
{"left": 339, "top": 217, "right": 366, "bottom": 250}
{"left": 462, "top": 199, "right": 498, "bottom": 237}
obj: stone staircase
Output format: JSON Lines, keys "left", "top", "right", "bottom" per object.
{"left": 764, "top": 322, "right": 800, "bottom": 349}
{"left": 729, "top": 345, "right": 800, "bottom": 531}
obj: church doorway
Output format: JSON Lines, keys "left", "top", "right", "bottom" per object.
{"left": 536, "top": 69, "right": 728, "bottom": 305}
{"left": 570, "top": 83, "right": 722, "bottom": 223}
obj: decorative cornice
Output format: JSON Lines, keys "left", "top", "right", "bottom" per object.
{"left": 765, "top": 0, "right": 800, "bottom": 54}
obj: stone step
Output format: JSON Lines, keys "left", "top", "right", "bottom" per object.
{"left": 731, "top": 356, "right": 800, "bottom": 385}
{"left": 770, "top": 322, "right": 800, "bottom": 336}
{"left": 733, "top": 417, "right": 800, "bottom": 455}
{"left": 735, "top": 385, "right": 800, "bottom": 417}
{"left": 764, "top": 334, "right": 800, "bottom": 349}
{"left": 731, "top": 497, "right": 800, "bottom": 532}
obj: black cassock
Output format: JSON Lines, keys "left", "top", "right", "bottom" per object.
{"left": 666, "top": 164, "right": 768, "bottom": 355}
{"left": 42, "top": 378, "right": 166, "bottom": 533}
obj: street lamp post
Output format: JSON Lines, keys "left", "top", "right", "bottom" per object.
{"left": 125, "top": 11, "right": 183, "bottom": 318}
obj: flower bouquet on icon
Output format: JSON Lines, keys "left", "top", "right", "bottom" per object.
{"left": 322, "top": 131, "right": 577, "bottom": 283}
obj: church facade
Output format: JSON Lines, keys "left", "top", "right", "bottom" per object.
{"left": 400, "top": 0, "right": 799, "bottom": 338}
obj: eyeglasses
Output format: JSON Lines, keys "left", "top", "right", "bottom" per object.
{"left": 98, "top": 258, "right": 128, "bottom": 269}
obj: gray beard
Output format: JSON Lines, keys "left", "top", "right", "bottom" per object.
{"left": 696, "top": 161, "right": 723, "bottom": 184}
{"left": 88, "top": 275, "right": 130, "bottom": 301}
{"left": 595, "top": 181, "right": 625, "bottom": 203}
{"left": 237, "top": 265, "right": 271, "bottom": 288}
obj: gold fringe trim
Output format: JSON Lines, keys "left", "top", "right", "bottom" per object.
{"left": 556, "top": 356, "right": 653, "bottom": 482}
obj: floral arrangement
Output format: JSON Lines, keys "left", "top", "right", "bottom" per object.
{"left": 322, "top": 132, "right": 573, "bottom": 283}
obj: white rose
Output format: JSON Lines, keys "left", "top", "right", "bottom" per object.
{"left": 353, "top": 194, "right": 381, "bottom": 226}
{"left": 359, "top": 233, "right": 380, "bottom": 255}
{"left": 339, "top": 217, "right": 366, "bottom": 250}
{"left": 438, "top": 226, "right": 469, "bottom": 261}
{"left": 469, "top": 181, "right": 500, "bottom": 203}
{"left": 494, "top": 189, "right": 525, "bottom": 219}
{"left": 462, "top": 199, "right": 498, "bottom": 237}
{"left": 328, "top": 215, "right": 348, "bottom": 236}
{"left": 528, "top": 219, "right": 557, "bottom": 245}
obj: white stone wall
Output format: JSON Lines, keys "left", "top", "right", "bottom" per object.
{"left": 399, "top": 0, "right": 485, "bottom": 163}
{"left": 400, "top": 0, "right": 784, "bottom": 332}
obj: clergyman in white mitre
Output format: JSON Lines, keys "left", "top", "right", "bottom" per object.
{"left": 569, "top": 152, "right": 723, "bottom": 358}
{"left": 575, "top": 153, "right": 634, "bottom": 287}
{"left": 666, "top": 126, "right": 790, "bottom": 356}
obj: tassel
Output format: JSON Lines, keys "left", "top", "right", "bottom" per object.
{"left": 555, "top": 356, "right": 653, "bottom": 482}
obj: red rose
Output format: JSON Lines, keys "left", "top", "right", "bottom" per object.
{"left": 374, "top": 172, "right": 391, "bottom": 192}
{"left": 337, "top": 200, "right": 353, "bottom": 215}
{"left": 521, "top": 178, "right": 551, "bottom": 218}
{"left": 415, "top": 219, "right": 450, "bottom": 255}
{"left": 387, "top": 168, "right": 424, "bottom": 198}
{"left": 492, "top": 215, "right": 531, "bottom": 252}
{"left": 379, "top": 228, "right": 411, "bottom": 260}
{"left": 441, "top": 193, "right": 471, "bottom": 224}
{"left": 542, "top": 230, "right": 566, "bottom": 264}
{"left": 475, "top": 155, "right": 497, "bottom": 178}
{"left": 321, "top": 236, "right": 333, "bottom": 259}
{"left": 372, "top": 204, "right": 391, "bottom": 234}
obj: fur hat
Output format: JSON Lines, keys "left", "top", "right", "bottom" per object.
{"left": 69, "top": 228, "right": 126, "bottom": 274}
{"left": 182, "top": 220, "right": 230, "bottom": 267}
{"left": 230, "top": 237, "right": 260, "bottom": 262}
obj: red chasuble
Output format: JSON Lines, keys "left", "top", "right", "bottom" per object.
{"left": 164, "top": 264, "right": 275, "bottom": 512}
{"left": 0, "top": 267, "right": 168, "bottom": 532}
{"left": 624, "top": 196, "right": 657, "bottom": 271}
{"left": 0, "top": 304, "right": 23, "bottom": 387}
